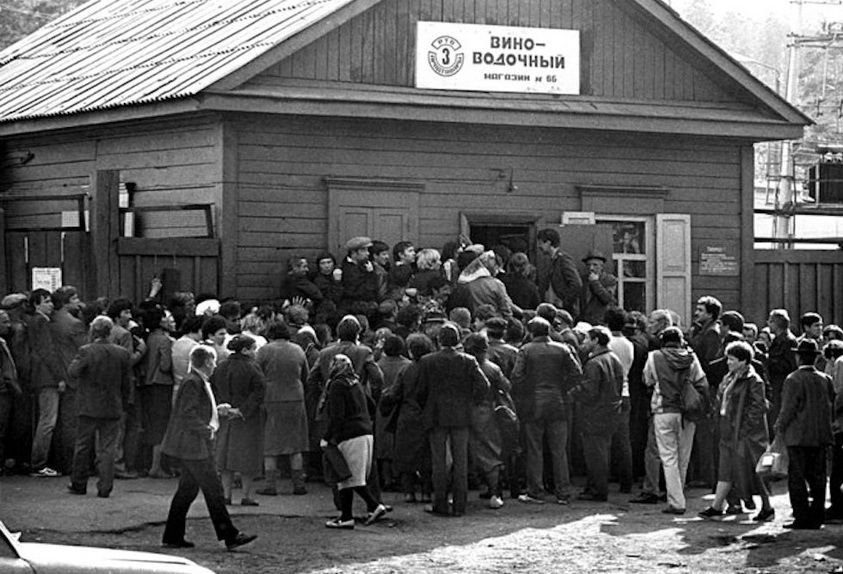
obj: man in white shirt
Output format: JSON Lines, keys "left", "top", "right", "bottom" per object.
{"left": 606, "top": 308, "right": 634, "bottom": 494}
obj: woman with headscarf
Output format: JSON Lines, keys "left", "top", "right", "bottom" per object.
{"left": 699, "top": 341, "right": 774, "bottom": 521}
{"left": 321, "top": 354, "right": 388, "bottom": 529}
{"left": 212, "top": 334, "right": 266, "bottom": 506}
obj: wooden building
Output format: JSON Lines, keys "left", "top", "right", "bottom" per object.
{"left": 0, "top": 0, "right": 809, "bottom": 324}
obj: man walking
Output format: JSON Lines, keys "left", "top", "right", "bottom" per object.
{"left": 66, "top": 317, "right": 131, "bottom": 498}
{"left": 161, "top": 345, "right": 256, "bottom": 550}
{"left": 775, "top": 339, "right": 834, "bottom": 529}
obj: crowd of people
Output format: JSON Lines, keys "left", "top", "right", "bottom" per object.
{"left": 0, "top": 228, "right": 839, "bottom": 549}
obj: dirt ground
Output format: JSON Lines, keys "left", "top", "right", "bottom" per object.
{"left": 3, "top": 474, "right": 843, "bottom": 574}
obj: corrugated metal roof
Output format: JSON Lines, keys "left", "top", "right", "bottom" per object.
{"left": 0, "top": 0, "right": 357, "bottom": 122}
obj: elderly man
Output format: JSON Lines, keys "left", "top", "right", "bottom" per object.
{"left": 161, "top": 345, "right": 257, "bottom": 550}
{"left": 579, "top": 251, "right": 617, "bottom": 325}
{"left": 66, "top": 316, "right": 131, "bottom": 498}
{"left": 417, "top": 323, "right": 489, "bottom": 517}
{"left": 775, "top": 339, "right": 834, "bottom": 529}
{"left": 512, "top": 317, "right": 582, "bottom": 505}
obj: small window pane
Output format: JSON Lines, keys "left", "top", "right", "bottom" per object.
{"left": 622, "top": 260, "right": 646, "bottom": 278}
{"left": 611, "top": 221, "right": 646, "bottom": 255}
{"left": 623, "top": 282, "right": 646, "bottom": 313}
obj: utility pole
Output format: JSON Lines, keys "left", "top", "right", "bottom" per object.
{"left": 773, "top": 0, "right": 804, "bottom": 248}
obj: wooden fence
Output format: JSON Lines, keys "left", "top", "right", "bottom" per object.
{"left": 751, "top": 250, "right": 843, "bottom": 327}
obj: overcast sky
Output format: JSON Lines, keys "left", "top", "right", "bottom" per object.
{"left": 669, "top": 0, "right": 843, "bottom": 27}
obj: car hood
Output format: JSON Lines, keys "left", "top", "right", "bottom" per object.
{"left": 17, "top": 542, "right": 216, "bottom": 574}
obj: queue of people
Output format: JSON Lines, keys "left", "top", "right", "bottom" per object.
{"left": 0, "top": 229, "right": 840, "bottom": 550}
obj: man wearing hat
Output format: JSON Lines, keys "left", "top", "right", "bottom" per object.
{"left": 579, "top": 250, "right": 617, "bottom": 326}
{"left": 774, "top": 338, "right": 834, "bottom": 529}
{"left": 340, "top": 237, "right": 379, "bottom": 320}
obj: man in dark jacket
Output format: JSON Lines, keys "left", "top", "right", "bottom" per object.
{"left": 687, "top": 296, "right": 723, "bottom": 489}
{"left": 0, "top": 310, "right": 21, "bottom": 474}
{"left": 340, "top": 236, "right": 379, "bottom": 320}
{"left": 66, "top": 316, "right": 131, "bottom": 498}
{"left": 569, "top": 326, "right": 623, "bottom": 501}
{"left": 161, "top": 345, "right": 256, "bottom": 550}
{"left": 28, "top": 288, "right": 66, "bottom": 478}
{"left": 511, "top": 317, "right": 582, "bottom": 504}
{"left": 767, "top": 308, "right": 798, "bottom": 430}
{"left": 536, "top": 228, "right": 582, "bottom": 317}
{"left": 644, "top": 327, "right": 709, "bottom": 515}
{"left": 579, "top": 251, "right": 617, "bottom": 325}
{"left": 417, "top": 323, "right": 489, "bottom": 516}
{"left": 775, "top": 339, "right": 834, "bottom": 529}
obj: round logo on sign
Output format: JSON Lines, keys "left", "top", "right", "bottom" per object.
{"left": 427, "top": 35, "right": 464, "bottom": 77}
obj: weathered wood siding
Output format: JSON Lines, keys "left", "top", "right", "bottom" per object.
{"left": 234, "top": 114, "right": 743, "bottom": 307}
{"left": 245, "top": 0, "right": 748, "bottom": 104}
{"left": 1, "top": 115, "right": 223, "bottom": 297}
{"left": 1, "top": 116, "right": 220, "bottom": 238}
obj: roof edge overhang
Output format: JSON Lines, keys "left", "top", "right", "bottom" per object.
{"left": 634, "top": 0, "right": 812, "bottom": 127}
{"left": 198, "top": 90, "right": 805, "bottom": 141}
{"left": 0, "top": 99, "right": 204, "bottom": 137}
{"left": 0, "top": 91, "right": 804, "bottom": 141}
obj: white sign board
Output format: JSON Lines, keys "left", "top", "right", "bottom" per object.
{"left": 415, "top": 22, "right": 580, "bottom": 94}
{"left": 32, "top": 267, "right": 62, "bottom": 293}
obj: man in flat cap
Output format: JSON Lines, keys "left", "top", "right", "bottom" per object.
{"left": 775, "top": 339, "right": 834, "bottom": 529}
{"left": 340, "top": 236, "right": 379, "bottom": 321}
{"left": 579, "top": 250, "right": 617, "bottom": 326}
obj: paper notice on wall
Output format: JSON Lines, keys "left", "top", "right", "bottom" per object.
{"left": 32, "top": 267, "right": 62, "bottom": 292}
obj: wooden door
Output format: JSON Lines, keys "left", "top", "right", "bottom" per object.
{"left": 5, "top": 230, "right": 88, "bottom": 295}
{"left": 327, "top": 179, "right": 421, "bottom": 258}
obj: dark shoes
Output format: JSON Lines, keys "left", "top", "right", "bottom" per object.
{"left": 255, "top": 487, "right": 277, "bottom": 496}
{"left": 784, "top": 521, "right": 822, "bottom": 530}
{"left": 698, "top": 506, "right": 724, "bottom": 519}
{"left": 162, "top": 539, "right": 195, "bottom": 549}
{"left": 226, "top": 532, "right": 258, "bottom": 550}
{"left": 240, "top": 498, "right": 259, "bottom": 506}
{"left": 753, "top": 508, "right": 775, "bottom": 522}
{"left": 66, "top": 484, "right": 86, "bottom": 495}
{"left": 662, "top": 506, "right": 686, "bottom": 515}
{"left": 629, "top": 492, "right": 660, "bottom": 504}
{"left": 724, "top": 505, "right": 743, "bottom": 515}
{"left": 577, "top": 492, "right": 607, "bottom": 502}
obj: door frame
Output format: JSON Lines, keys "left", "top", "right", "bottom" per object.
{"left": 459, "top": 211, "right": 542, "bottom": 259}
{"left": 326, "top": 177, "right": 423, "bottom": 257}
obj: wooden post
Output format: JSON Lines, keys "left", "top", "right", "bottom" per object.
{"left": 90, "top": 170, "right": 120, "bottom": 299}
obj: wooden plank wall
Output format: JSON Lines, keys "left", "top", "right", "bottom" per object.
{"left": 1, "top": 115, "right": 222, "bottom": 298}
{"left": 246, "top": 0, "right": 746, "bottom": 104}
{"left": 752, "top": 250, "right": 843, "bottom": 328}
{"left": 234, "top": 114, "right": 744, "bottom": 307}
{"left": 2, "top": 116, "right": 219, "bottom": 238}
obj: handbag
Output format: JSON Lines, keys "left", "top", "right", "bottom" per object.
{"left": 680, "top": 371, "right": 705, "bottom": 422}
{"left": 755, "top": 435, "right": 789, "bottom": 480}
{"left": 322, "top": 443, "right": 352, "bottom": 483}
